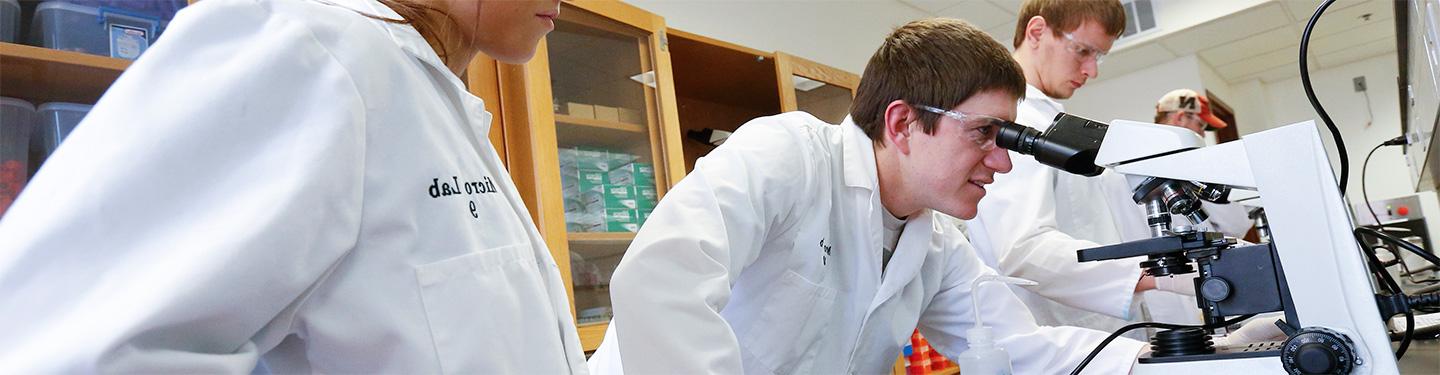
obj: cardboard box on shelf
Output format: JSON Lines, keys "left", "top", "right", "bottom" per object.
{"left": 593, "top": 105, "right": 620, "bottom": 122}
{"left": 606, "top": 222, "right": 640, "bottom": 232}
{"left": 566, "top": 103, "right": 595, "bottom": 118}
{"left": 618, "top": 108, "right": 645, "bottom": 124}
{"left": 634, "top": 184, "right": 658, "bottom": 202}
{"left": 607, "top": 152, "right": 636, "bottom": 168}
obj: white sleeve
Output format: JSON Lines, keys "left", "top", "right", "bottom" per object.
{"left": 917, "top": 230, "right": 1145, "bottom": 374}
{"left": 0, "top": 1, "right": 365, "bottom": 372}
{"left": 608, "top": 118, "right": 813, "bottom": 374}
{"left": 974, "top": 154, "right": 1144, "bottom": 319}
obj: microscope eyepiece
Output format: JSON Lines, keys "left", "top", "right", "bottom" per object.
{"left": 994, "top": 113, "right": 1108, "bottom": 177}
{"left": 996, "top": 121, "right": 1041, "bottom": 155}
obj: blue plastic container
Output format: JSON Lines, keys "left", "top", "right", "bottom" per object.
{"left": 0, "top": 0, "right": 18, "bottom": 43}
{"left": 30, "top": 1, "right": 165, "bottom": 59}
{"left": 34, "top": 102, "right": 91, "bottom": 163}
{"left": 62, "top": 0, "right": 187, "bottom": 21}
{"left": 1, "top": 97, "right": 35, "bottom": 216}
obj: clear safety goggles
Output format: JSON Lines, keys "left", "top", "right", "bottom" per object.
{"left": 915, "top": 105, "right": 1005, "bottom": 151}
{"left": 1062, "top": 32, "right": 1107, "bottom": 65}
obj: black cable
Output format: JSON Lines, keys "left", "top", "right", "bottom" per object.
{"left": 1069, "top": 314, "right": 1256, "bottom": 375}
{"left": 1355, "top": 232, "right": 1412, "bottom": 358}
{"left": 1300, "top": 0, "right": 1349, "bottom": 194}
{"left": 1360, "top": 136, "right": 1409, "bottom": 226}
{"left": 1362, "top": 143, "right": 1385, "bottom": 226}
{"left": 1358, "top": 227, "right": 1440, "bottom": 269}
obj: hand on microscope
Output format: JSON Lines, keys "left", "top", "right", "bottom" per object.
{"left": 1211, "top": 315, "right": 1287, "bottom": 346}
{"left": 1151, "top": 273, "right": 1198, "bottom": 296}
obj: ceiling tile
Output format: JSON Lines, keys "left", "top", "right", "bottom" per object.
{"left": 1096, "top": 43, "right": 1176, "bottom": 80}
{"left": 1198, "top": 26, "right": 1299, "bottom": 67}
{"left": 1307, "top": 18, "right": 1397, "bottom": 56}
{"left": 936, "top": 0, "right": 1015, "bottom": 30}
{"left": 1284, "top": 0, "right": 1383, "bottom": 24}
{"left": 898, "top": 0, "right": 960, "bottom": 14}
{"left": 985, "top": 0, "right": 1024, "bottom": 14}
{"left": 1314, "top": 35, "right": 1397, "bottom": 68}
{"left": 1160, "top": 3, "right": 1291, "bottom": 55}
{"left": 1293, "top": 0, "right": 1396, "bottom": 39}
{"left": 1253, "top": 63, "right": 1303, "bottom": 83}
{"left": 1216, "top": 45, "right": 1301, "bottom": 79}
{"left": 986, "top": 23, "right": 1017, "bottom": 51}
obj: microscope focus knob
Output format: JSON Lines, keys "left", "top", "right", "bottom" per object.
{"left": 1199, "top": 277, "right": 1231, "bottom": 302}
{"left": 1280, "top": 327, "right": 1357, "bottom": 374}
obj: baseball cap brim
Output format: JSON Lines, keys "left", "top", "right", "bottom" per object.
{"left": 1201, "top": 112, "right": 1227, "bottom": 129}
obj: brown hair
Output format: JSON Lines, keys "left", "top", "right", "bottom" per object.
{"left": 1154, "top": 111, "right": 1169, "bottom": 124}
{"left": 320, "top": 0, "right": 455, "bottom": 60}
{"left": 1012, "top": 0, "right": 1126, "bottom": 49}
{"left": 849, "top": 18, "right": 1026, "bottom": 145}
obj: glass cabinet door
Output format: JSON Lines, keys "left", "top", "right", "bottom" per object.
{"left": 793, "top": 76, "right": 855, "bottom": 124}
{"left": 777, "top": 52, "right": 861, "bottom": 124}
{"left": 545, "top": 2, "right": 671, "bottom": 333}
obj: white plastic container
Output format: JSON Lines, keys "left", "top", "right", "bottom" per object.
{"left": 1, "top": 97, "right": 35, "bottom": 216}
{"left": 30, "top": 1, "right": 163, "bottom": 59}
{"left": 34, "top": 102, "right": 92, "bottom": 162}
{"left": 0, "top": 0, "right": 19, "bottom": 43}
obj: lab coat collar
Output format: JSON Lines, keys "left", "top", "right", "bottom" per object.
{"left": 1024, "top": 84, "right": 1063, "bottom": 119}
{"left": 870, "top": 210, "right": 942, "bottom": 309}
{"left": 326, "top": 0, "right": 490, "bottom": 134}
{"left": 840, "top": 116, "right": 879, "bottom": 191}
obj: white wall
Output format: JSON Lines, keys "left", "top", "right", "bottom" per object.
{"left": 1260, "top": 52, "right": 1410, "bottom": 204}
{"left": 626, "top": 1, "right": 928, "bottom": 74}
{"left": 1061, "top": 55, "right": 1205, "bottom": 125}
{"left": 1064, "top": 50, "right": 1409, "bottom": 206}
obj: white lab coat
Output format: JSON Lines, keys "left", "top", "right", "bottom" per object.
{"left": 588, "top": 113, "right": 1143, "bottom": 374}
{"left": 0, "top": 0, "right": 586, "bottom": 373}
{"left": 965, "top": 85, "right": 1206, "bottom": 333}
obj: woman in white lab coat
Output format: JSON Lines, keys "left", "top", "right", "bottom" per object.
{"left": 0, "top": 0, "right": 587, "bottom": 373}
{"left": 588, "top": 19, "right": 1144, "bottom": 374}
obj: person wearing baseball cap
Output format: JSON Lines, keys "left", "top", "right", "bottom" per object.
{"left": 1154, "top": 89, "right": 1228, "bottom": 135}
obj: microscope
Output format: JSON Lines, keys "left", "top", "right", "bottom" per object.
{"left": 996, "top": 114, "right": 1401, "bottom": 374}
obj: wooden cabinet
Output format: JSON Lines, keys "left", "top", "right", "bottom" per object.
{"left": 666, "top": 29, "right": 783, "bottom": 172}
{"left": 495, "top": 0, "right": 683, "bottom": 352}
{"left": 776, "top": 51, "right": 861, "bottom": 124}
{"left": 665, "top": 31, "right": 860, "bottom": 172}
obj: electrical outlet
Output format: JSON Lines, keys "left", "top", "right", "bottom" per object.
{"left": 1353, "top": 76, "right": 1367, "bottom": 92}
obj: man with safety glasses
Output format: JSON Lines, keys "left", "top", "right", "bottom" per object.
{"left": 589, "top": 18, "right": 1144, "bottom": 375}
{"left": 963, "top": 0, "right": 1203, "bottom": 338}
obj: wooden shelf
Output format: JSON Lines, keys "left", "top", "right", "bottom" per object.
{"left": 0, "top": 43, "right": 131, "bottom": 104}
{"left": 555, "top": 114, "right": 645, "bottom": 132}
{"left": 578, "top": 321, "right": 608, "bottom": 352}
{"left": 554, "top": 114, "right": 652, "bottom": 152}
{"left": 568, "top": 232, "right": 636, "bottom": 245}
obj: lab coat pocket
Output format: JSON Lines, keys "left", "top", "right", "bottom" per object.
{"left": 741, "top": 270, "right": 838, "bottom": 374}
{"left": 414, "top": 243, "right": 568, "bottom": 374}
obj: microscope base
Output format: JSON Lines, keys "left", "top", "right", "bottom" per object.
{"left": 1133, "top": 355, "right": 1281, "bottom": 374}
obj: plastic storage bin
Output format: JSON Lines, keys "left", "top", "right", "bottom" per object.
{"left": 30, "top": 1, "right": 165, "bottom": 60}
{"left": 63, "top": 0, "right": 187, "bottom": 21}
{"left": 0, "top": 0, "right": 18, "bottom": 43}
{"left": 34, "top": 102, "right": 91, "bottom": 164}
{"left": 1, "top": 97, "right": 35, "bottom": 216}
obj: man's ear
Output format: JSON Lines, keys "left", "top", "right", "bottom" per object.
{"left": 1024, "top": 16, "right": 1048, "bottom": 49}
{"left": 882, "top": 100, "right": 915, "bottom": 154}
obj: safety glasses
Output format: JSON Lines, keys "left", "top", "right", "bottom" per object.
{"left": 915, "top": 105, "right": 1006, "bottom": 151}
{"left": 1061, "top": 32, "right": 1106, "bottom": 65}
